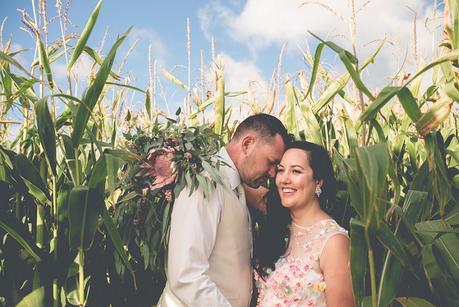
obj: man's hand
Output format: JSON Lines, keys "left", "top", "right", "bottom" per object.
{"left": 243, "top": 184, "right": 269, "bottom": 215}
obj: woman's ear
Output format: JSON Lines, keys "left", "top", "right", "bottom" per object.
{"left": 317, "top": 179, "right": 324, "bottom": 189}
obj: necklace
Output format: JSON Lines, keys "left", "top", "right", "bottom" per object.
{"left": 291, "top": 221, "right": 309, "bottom": 230}
{"left": 291, "top": 219, "right": 333, "bottom": 230}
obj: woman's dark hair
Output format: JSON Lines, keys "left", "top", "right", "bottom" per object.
{"left": 253, "top": 141, "right": 337, "bottom": 278}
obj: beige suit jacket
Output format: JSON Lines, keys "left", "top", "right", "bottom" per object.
{"left": 158, "top": 148, "right": 252, "bottom": 307}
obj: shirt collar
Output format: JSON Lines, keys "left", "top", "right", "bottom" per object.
{"left": 218, "top": 147, "right": 241, "bottom": 191}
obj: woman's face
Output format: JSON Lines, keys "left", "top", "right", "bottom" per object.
{"left": 275, "top": 148, "right": 320, "bottom": 210}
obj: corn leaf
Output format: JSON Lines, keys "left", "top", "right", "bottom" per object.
{"left": 395, "top": 297, "right": 435, "bottom": 307}
{"left": 68, "top": 0, "right": 103, "bottom": 71}
{"left": 0, "top": 212, "right": 43, "bottom": 262}
{"left": 35, "top": 97, "right": 57, "bottom": 175}
{"left": 214, "top": 72, "right": 225, "bottom": 135}
{"left": 305, "top": 42, "right": 325, "bottom": 98}
{"left": 350, "top": 218, "right": 367, "bottom": 306}
{"left": 71, "top": 27, "right": 131, "bottom": 147}
{"left": 15, "top": 286, "right": 45, "bottom": 307}
{"left": 101, "top": 206, "right": 137, "bottom": 289}
{"left": 84, "top": 46, "right": 121, "bottom": 80}
{"left": 284, "top": 79, "right": 300, "bottom": 139}
{"left": 162, "top": 69, "right": 189, "bottom": 91}
{"left": 38, "top": 38, "right": 53, "bottom": 88}
{"left": 0, "top": 51, "right": 36, "bottom": 78}
{"left": 397, "top": 87, "right": 422, "bottom": 122}
{"left": 359, "top": 86, "right": 401, "bottom": 123}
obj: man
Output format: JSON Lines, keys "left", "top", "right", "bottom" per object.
{"left": 158, "top": 113, "right": 289, "bottom": 307}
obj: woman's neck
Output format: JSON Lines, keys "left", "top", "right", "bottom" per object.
{"left": 289, "top": 199, "right": 327, "bottom": 227}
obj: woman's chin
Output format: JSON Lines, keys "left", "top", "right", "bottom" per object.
{"left": 281, "top": 201, "right": 295, "bottom": 209}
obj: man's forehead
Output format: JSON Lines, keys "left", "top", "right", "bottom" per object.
{"left": 265, "top": 134, "right": 286, "bottom": 158}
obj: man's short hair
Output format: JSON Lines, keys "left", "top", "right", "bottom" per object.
{"left": 232, "top": 113, "right": 290, "bottom": 145}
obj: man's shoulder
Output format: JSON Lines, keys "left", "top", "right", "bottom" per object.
{"left": 174, "top": 176, "right": 228, "bottom": 204}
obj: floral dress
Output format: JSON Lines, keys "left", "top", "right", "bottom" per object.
{"left": 255, "top": 219, "right": 348, "bottom": 307}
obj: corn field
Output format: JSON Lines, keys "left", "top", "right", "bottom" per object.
{"left": 0, "top": 0, "right": 458, "bottom": 306}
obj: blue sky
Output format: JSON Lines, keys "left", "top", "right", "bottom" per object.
{"left": 1, "top": 0, "right": 443, "bottom": 117}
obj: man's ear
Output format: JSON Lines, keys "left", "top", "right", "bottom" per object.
{"left": 241, "top": 134, "right": 255, "bottom": 155}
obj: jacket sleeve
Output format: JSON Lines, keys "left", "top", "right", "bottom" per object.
{"left": 166, "top": 185, "right": 232, "bottom": 306}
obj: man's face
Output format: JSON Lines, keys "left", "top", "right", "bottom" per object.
{"left": 238, "top": 134, "right": 285, "bottom": 188}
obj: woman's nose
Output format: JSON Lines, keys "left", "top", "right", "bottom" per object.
{"left": 278, "top": 171, "right": 290, "bottom": 183}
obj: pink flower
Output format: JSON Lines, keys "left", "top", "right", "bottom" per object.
{"left": 184, "top": 152, "right": 192, "bottom": 159}
{"left": 137, "top": 148, "right": 176, "bottom": 190}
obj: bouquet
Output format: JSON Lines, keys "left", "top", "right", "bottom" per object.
{"left": 109, "top": 120, "right": 225, "bottom": 300}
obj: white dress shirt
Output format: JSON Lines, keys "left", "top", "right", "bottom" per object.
{"left": 159, "top": 148, "right": 253, "bottom": 307}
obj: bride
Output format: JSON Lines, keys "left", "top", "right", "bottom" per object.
{"left": 252, "top": 141, "right": 355, "bottom": 306}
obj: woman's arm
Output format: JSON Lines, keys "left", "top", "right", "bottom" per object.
{"left": 320, "top": 234, "right": 355, "bottom": 307}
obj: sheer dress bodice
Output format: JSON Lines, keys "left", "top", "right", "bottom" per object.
{"left": 255, "top": 219, "right": 348, "bottom": 306}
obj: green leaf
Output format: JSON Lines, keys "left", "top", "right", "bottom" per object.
{"left": 313, "top": 73, "right": 350, "bottom": 114}
{"left": 374, "top": 222, "right": 412, "bottom": 268}
{"left": 214, "top": 71, "right": 225, "bottom": 136}
{"left": 0, "top": 212, "right": 43, "bottom": 262}
{"left": 16, "top": 286, "right": 45, "bottom": 307}
{"left": 101, "top": 206, "right": 137, "bottom": 289}
{"left": 420, "top": 244, "right": 459, "bottom": 305}
{"left": 406, "top": 49, "right": 459, "bottom": 86}
{"left": 21, "top": 177, "right": 52, "bottom": 206}
{"left": 145, "top": 88, "right": 152, "bottom": 120}
{"left": 68, "top": 0, "right": 103, "bottom": 71}
{"left": 299, "top": 103, "right": 323, "bottom": 146}
{"left": 350, "top": 218, "right": 367, "bottom": 306}
{"left": 308, "top": 32, "right": 374, "bottom": 100}
{"left": 14, "top": 154, "right": 49, "bottom": 203}
{"left": 359, "top": 86, "right": 401, "bottom": 123}
{"left": 395, "top": 297, "right": 435, "bottom": 307}
{"left": 83, "top": 46, "right": 121, "bottom": 80}
{"left": 105, "top": 153, "right": 122, "bottom": 193}
{"left": 71, "top": 26, "right": 131, "bottom": 147}
{"left": 0, "top": 51, "right": 36, "bottom": 78}
{"left": 416, "top": 220, "right": 459, "bottom": 282}
{"left": 397, "top": 87, "right": 421, "bottom": 122}
{"left": 377, "top": 252, "right": 403, "bottom": 307}
{"left": 284, "top": 79, "right": 300, "bottom": 139}
{"left": 354, "top": 143, "right": 389, "bottom": 221}
{"left": 309, "top": 31, "right": 358, "bottom": 63}
{"left": 69, "top": 156, "right": 106, "bottom": 251}
{"left": 162, "top": 69, "right": 189, "bottom": 91}
{"left": 35, "top": 97, "right": 57, "bottom": 176}
{"left": 424, "top": 134, "right": 452, "bottom": 216}
{"left": 305, "top": 42, "right": 325, "bottom": 98}
{"left": 38, "top": 38, "right": 54, "bottom": 88}
{"left": 68, "top": 186, "right": 89, "bottom": 250}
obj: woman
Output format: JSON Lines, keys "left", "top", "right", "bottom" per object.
{"left": 252, "top": 141, "right": 354, "bottom": 306}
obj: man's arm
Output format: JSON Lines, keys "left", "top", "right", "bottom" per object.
{"left": 167, "top": 185, "right": 231, "bottom": 306}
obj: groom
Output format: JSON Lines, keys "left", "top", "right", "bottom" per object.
{"left": 159, "top": 113, "right": 289, "bottom": 307}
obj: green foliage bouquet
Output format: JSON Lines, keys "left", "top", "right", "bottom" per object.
{"left": 108, "top": 120, "right": 225, "bottom": 302}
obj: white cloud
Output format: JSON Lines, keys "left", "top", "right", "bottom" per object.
{"left": 128, "top": 27, "right": 168, "bottom": 65}
{"left": 218, "top": 52, "right": 267, "bottom": 91}
{"left": 206, "top": 52, "right": 273, "bottom": 117}
{"left": 199, "top": 0, "right": 443, "bottom": 89}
